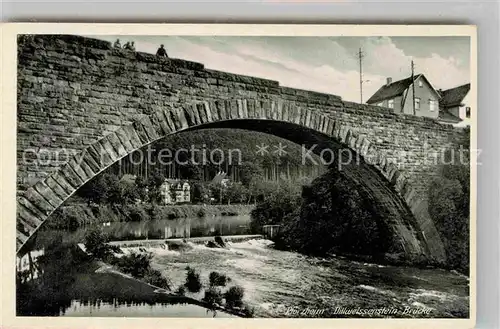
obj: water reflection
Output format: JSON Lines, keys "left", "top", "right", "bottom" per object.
{"left": 100, "top": 215, "right": 251, "bottom": 241}
{"left": 62, "top": 297, "right": 236, "bottom": 317}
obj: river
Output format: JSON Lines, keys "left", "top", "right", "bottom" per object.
{"left": 32, "top": 214, "right": 469, "bottom": 318}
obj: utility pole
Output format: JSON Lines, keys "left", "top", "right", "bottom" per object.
{"left": 358, "top": 48, "right": 364, "bottom": 103}
{"left": 411, "top": 60, "right": 416, "bottom": 115}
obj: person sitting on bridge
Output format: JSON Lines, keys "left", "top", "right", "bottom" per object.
{"left": 113, "top": 39, "right": 122, "bottom": 48}
{"left": 156, "top": 44, "right": 168, "bottom": 58}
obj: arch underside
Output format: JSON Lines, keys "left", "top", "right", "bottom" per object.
{"left": 16, "top": 102, "right": 446, "bottom": 263}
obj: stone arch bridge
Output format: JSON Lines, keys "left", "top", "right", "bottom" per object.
{"left": 16, "top": 35, "right": 467, "bottom": 262}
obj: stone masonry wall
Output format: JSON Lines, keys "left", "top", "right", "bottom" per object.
{"left": 17, "top": 35, "right": 467, "bottom": 199}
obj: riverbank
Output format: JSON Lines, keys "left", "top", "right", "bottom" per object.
{"left": 92, "top": 261, "right": 249, "bottom": 318}
{"left": 18, "top": 257, "right": 241, "bottom": 317}
{"left": 18, "top": 238, "right": 252, "bottom": 318}
{"left": 47, "top": 203, "right": 255, "bottom": 230}
{"left": 18, "top": 233, "right": 469, "bottom": 318}
{"left": 145, "top": 238, "right": 469, "bottom": 318}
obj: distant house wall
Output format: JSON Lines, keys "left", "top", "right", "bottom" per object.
{"left": 160, "top": 183, "right": 174, "bottom": 204}
{"left": 374, "top": 95, "right": 404, "bottom": 113}
{"left": 459, "top": 93, "right": 472, "bottom": 120}
{"left": 160, "top": 181, "right": 191, "bottom": 205}
{"left": 394, "top": 95, "right": 404, "bottom": 113}
{"left": 456, "top": 93, "right": 472, "bottom": 127}
{"left": 401, "top": 76, "right": 440, "bottom": 118}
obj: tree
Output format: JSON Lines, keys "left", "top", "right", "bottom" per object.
{"left": 103, "top": 174, "right": 122, "bottom": 205}
{"left": 251, "top": 170, "right": 393, "bottom": 257}
{"left": 203, "top": 287, "right": 223, "bottom": 309}
{"left": 209, "top": 271, "right": 230, "bottom": 287}
{"left": 147, "top": 169, "right": 166, "bottom": 204}
{"left": 182, "top": 162, "right": 203, "bottom": 181}
{"left": 83, "top": 227, "right": 114, "bottom": 260}
{"left": 192, "top": 182, "right": 209, "bottom": 204}
{"left": 121, "top": 181, "right": 140, "bottom": 204}
{"left": 77, "top": 175, "right": 109, "bottom": 205}
{"left": 249, "top": 181, "right": 302, "bottom": 233}
{"left": 184, "top": 266, "right": 202, "bottom": 293}
{"left": 239, "top": 162, "right": 264, "bottom": 187}
{"left": 135, "top": 176, "right": 148, "bottom": 202}
{"left": 224, "top": 285, "right": 245, "bottom": 309}
{"left": 428, "top": 145, "right": 470, "bottom": 273}
{"left": 113, "top": 252, "right": 153, "bottom": 278}
{"left": 208, "top": 182, "right": 223, "bottom": 204}
{"left": 225, "top": 182, "right": 248, "bottom": 205}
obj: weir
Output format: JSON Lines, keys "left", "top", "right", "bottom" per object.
{"left": 106, "top": 234, "right": 264, "bottom": 249}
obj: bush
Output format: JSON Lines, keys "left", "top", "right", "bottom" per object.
{"left": 209, "top": 271, "right": 230, "bottom": 287}
{"left": 184, "top": 267, "right": 202, "bottom": 293}
{"left": 175, "top": 285, "right": 186, "bottom": 296}
{"left": 83, "top": 228, "right": 114, "bottom": 259}
{"left": 126, "top": 205, "right": 149, "bottom": 222}
{"left": 202, "top": 287, "right": 223, "bottom": 309}
{"left": 113, "top": 252, "right": 152, "bottom": 278}
{"left": 242, "top": 305, "right": 255, "bottom": 317}
{"left": 143, "top": 268, "right": 171, "bottom": 290}
{"left": 224, "top": 285, "right": 245, "bottom": 309}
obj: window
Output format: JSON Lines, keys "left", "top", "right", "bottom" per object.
{"left": 429, "top": 99, "right": 438, "bottom": 112}
{"left": 388, "top": 99, "right": 394, "bottom": 109}
{"left": 466, "top": 107, "right": 471, "bottom": 118}
{"left": 377, "top": 102, "right": 383, "bottom": 107}
{"left": 414, "top": 98, "right": 421, "bottom": 110}
{"left": 418, "top": 80, "right": 423, "bottom": 88}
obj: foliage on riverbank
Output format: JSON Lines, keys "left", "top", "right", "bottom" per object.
{"left": 249, "top": 180, "right": 303, "bottom": 233}
{"left": 17, "top": 227, "right": 253, "bottom": 317}
{"left": 428, "top": 139, "right": 470, "bottom": 275}
{"left": 179, "top": 266, "right": 253, "bottom": 316}
{"left": 251, "top": 138, "right": 471, "bottom": 273}
{"left": 252, "top": 171, "right": 394, "bottom": 259}
{"left": 83, "top": 228, "right": 172, "bottom": 290}
{"left": 46, "top": 203, "right": 254, "bottom": 230}
{"left": 16, "top": 242, "right": 233, "bottom": 317}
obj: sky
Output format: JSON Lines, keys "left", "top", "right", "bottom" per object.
{"left": 87, "top": 35, "right": 471, "bottom": 103}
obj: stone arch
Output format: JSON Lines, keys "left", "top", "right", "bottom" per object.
{"left": 16, "top": 99, "right": 446, "bottom": 263}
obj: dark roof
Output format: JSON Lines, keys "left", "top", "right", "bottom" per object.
{"left": 366, "top": 74, "right": 434, "bottom": 104}
{"left": 439, "top": 83, "right": 470, "bottom": 108}
{"left": 438, "top": 109, "right": 462, "bottom": 124}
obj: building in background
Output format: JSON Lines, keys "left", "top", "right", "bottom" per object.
{"left": 160, "top": 179, "right": 191, "bottom": 205}
{"left": 438, "top": 83, "right": 471, "bottom": 127}
{"left": 366, "top": 74, "right": 442, "bottom": 119}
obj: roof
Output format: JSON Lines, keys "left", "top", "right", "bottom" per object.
{"left": 366, "top": 74, "right": 442, "bottom": 105}
{"left": 438, "top": 109, "right": 462, "bottom": 124}
{"left": 120, "top": 174, "right": 137, "bottom": 184}
{"left": 366, "top": 75, "right": 420, "bottom": 104}
{"left": 163, "top": 179, "right": 189, "bottom": 186}
{"left": 439, "top": 83, "right": 470, "bottom": 108}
